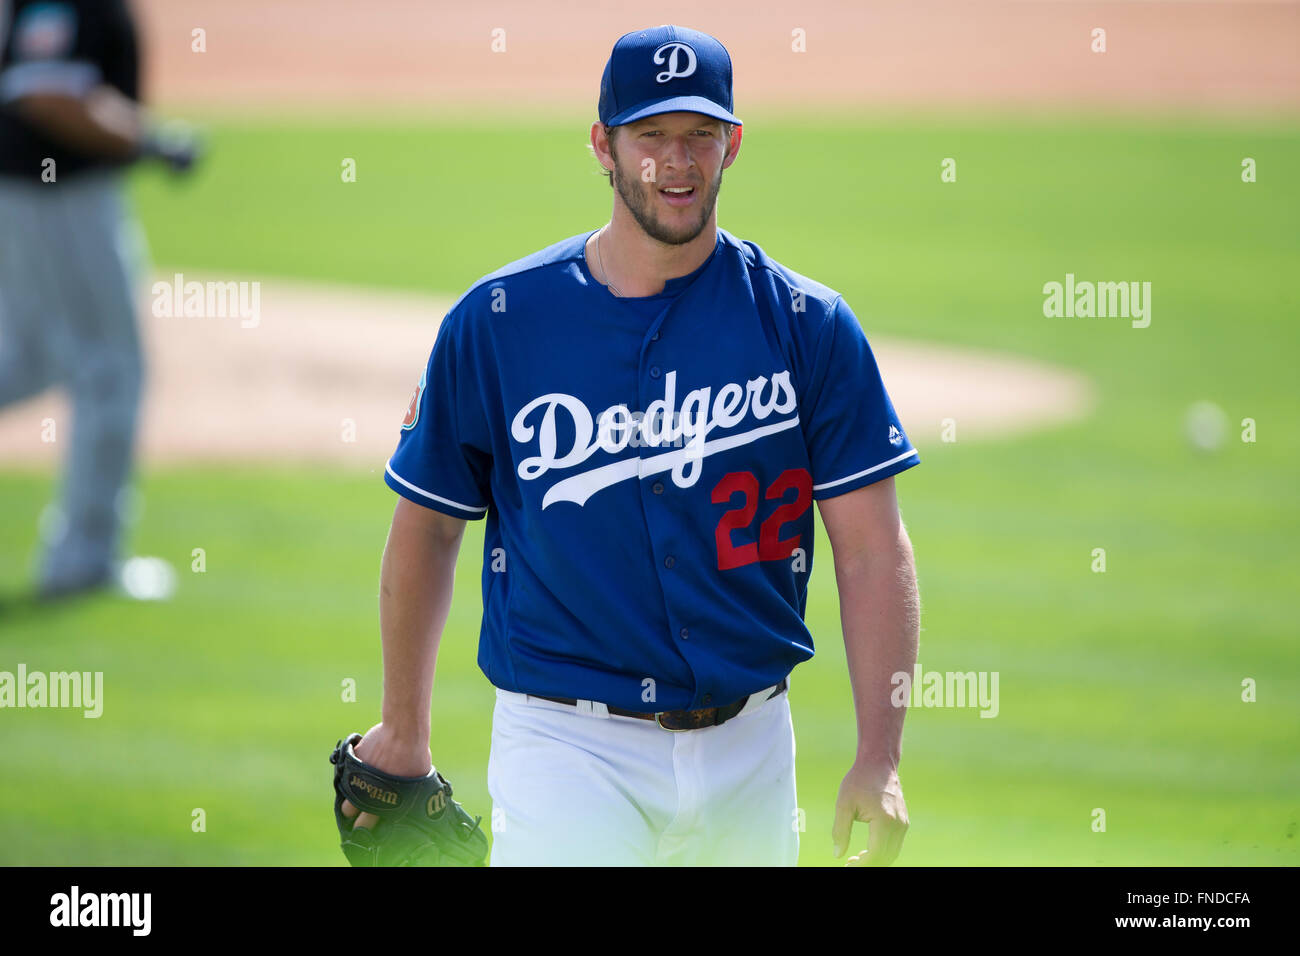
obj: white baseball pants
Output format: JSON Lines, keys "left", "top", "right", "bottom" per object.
{"left": 486, "top": 683, "right": 799, "bottom": 866}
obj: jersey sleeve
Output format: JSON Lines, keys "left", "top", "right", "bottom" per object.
{"left": 384, "top": 309, "right": 493, "bottom": 520}
{"left": 802, "top": 296, "right": 920, "bottom": 499}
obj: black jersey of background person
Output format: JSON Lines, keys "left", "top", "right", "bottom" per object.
{"left": 0, "top": 0, "right": 139, "bottom": 179}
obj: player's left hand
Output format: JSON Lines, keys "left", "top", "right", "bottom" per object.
{"left": 832, "top": 758, "right": 909, "bottom": 866}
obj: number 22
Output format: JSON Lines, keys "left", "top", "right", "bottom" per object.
{"left": 711, "top": 468, "right": 812, "bottom": 570}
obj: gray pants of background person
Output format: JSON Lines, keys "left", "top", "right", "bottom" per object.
{"left": 0, "top": 170, "right": 145, "bottom": 594}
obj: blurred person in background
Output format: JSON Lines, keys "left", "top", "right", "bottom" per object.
{"left": 0, "top": 0, "right": 199, "bottom": 599}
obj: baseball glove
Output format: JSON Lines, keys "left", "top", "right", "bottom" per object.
{"left": 329, "top": 732, "right": 488, "bottom": 867}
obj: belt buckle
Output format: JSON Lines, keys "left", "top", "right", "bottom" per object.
{"left": 654, "top": 711, "right": 693, "bottom": 732}
{"left": 654, "top": 707, "right": 718, "bottom": 732}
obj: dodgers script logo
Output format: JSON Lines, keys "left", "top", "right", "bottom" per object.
{"left": 511, "top": 369, "right": 799, "bottom": 509}
{"left": 653, "top": 41, "right": 697, "bottom": 83}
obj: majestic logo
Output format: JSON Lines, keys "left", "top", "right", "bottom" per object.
{"left": 888, "top": 425, "right": 903, "bottom": 447}
{"left": 402, "top": 364, "right": 427, "bottom": 430}
{"left": 350, "top": 774, "right": 400, "bottom": 806}
{"left": 652, "top": 41, "right": 697, "bottom": 83}
{"left": 511, "top": 368, "right": 799, "bottom": 509}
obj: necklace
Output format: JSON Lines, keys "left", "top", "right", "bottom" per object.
{"left": 594, "top": 227, "right": 624, "bottom": 298}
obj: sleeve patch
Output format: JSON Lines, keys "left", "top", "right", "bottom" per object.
{"left": 401, "top": 364, "right": 427, "bottom": 431}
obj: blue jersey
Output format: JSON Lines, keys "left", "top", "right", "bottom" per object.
{"left": 385, "top": 228, "right": 919, "bottom": 712}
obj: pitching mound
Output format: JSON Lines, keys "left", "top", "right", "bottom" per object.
{"left": 0, "top": 275, "right": 1092, "bottom": 470}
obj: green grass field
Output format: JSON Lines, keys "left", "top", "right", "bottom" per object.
{"left": 2, "top": 112, "right": 1297, "bottom": 865}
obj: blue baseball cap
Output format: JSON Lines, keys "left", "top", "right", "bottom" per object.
{"left": 598, "top": 25, "right": 742, "bottom": 129}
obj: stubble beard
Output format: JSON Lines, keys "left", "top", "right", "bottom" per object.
{"left": 611, "top": 143, "right": 724, "bottom": 247}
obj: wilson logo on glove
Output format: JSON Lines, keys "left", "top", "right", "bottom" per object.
{"left": 349, "top": 774, "right": 399, "bottom": 806}
{"left": 330, "top": 732, "right": 488, "bottom": 867}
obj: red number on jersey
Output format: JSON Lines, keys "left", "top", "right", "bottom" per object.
{"left": 759, "top": 468, "right": 813, "bottom": 561}
{"left": 711, "top": 468, "right": 813, "bottom": 570}
{"left": 712, "top": 471, "right": 761, "bottom": 570}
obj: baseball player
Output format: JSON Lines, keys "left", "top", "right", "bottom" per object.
{"left": 0, "top": 0, "right": 198, "bottom": 598}
{"left": 342, "top": 25, "right": 921, "bottom": 866}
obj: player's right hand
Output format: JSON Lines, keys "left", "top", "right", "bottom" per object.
{"left": 339, "top": 721, "right": 433, "bottom": 831}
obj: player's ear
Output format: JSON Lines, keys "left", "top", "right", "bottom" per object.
{"left": 721, "top": 124, "right": 742, "bottom": 170}
{"left": 591, "top": 121, "right": 614, "bottom": 172}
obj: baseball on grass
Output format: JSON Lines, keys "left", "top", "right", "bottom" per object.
{"left": 1184, "top": 400, "right": 1229, "bottom": 453}
{"left": 119, "top": 556, "right": 178, "bottom": 601}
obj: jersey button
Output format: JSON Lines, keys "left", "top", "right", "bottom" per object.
{"left": 650, "top": 366, "right": 661, "bottom": 379}
{"left": 679, "top": 627, "right": 690, "bottom": 640}
{"left": 651, "top": 330, "right": 661, "bottom": 341}
{"left": 664, "top": 555, "right": 675, "bottom": 568}
{"left": 652, "top": 481, "right": 664, "bottom": 495}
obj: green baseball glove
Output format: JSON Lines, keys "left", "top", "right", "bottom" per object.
{"left": 329, "top": 732, "right": 488, "bottom": 866}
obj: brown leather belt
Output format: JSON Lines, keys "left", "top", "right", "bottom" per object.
{"left": 532, "top": 677, "right": 788, "bottom": 732}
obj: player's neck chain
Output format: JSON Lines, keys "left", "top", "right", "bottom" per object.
{"left": 595, "top": 226, "right": 624, "bottom": 298}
